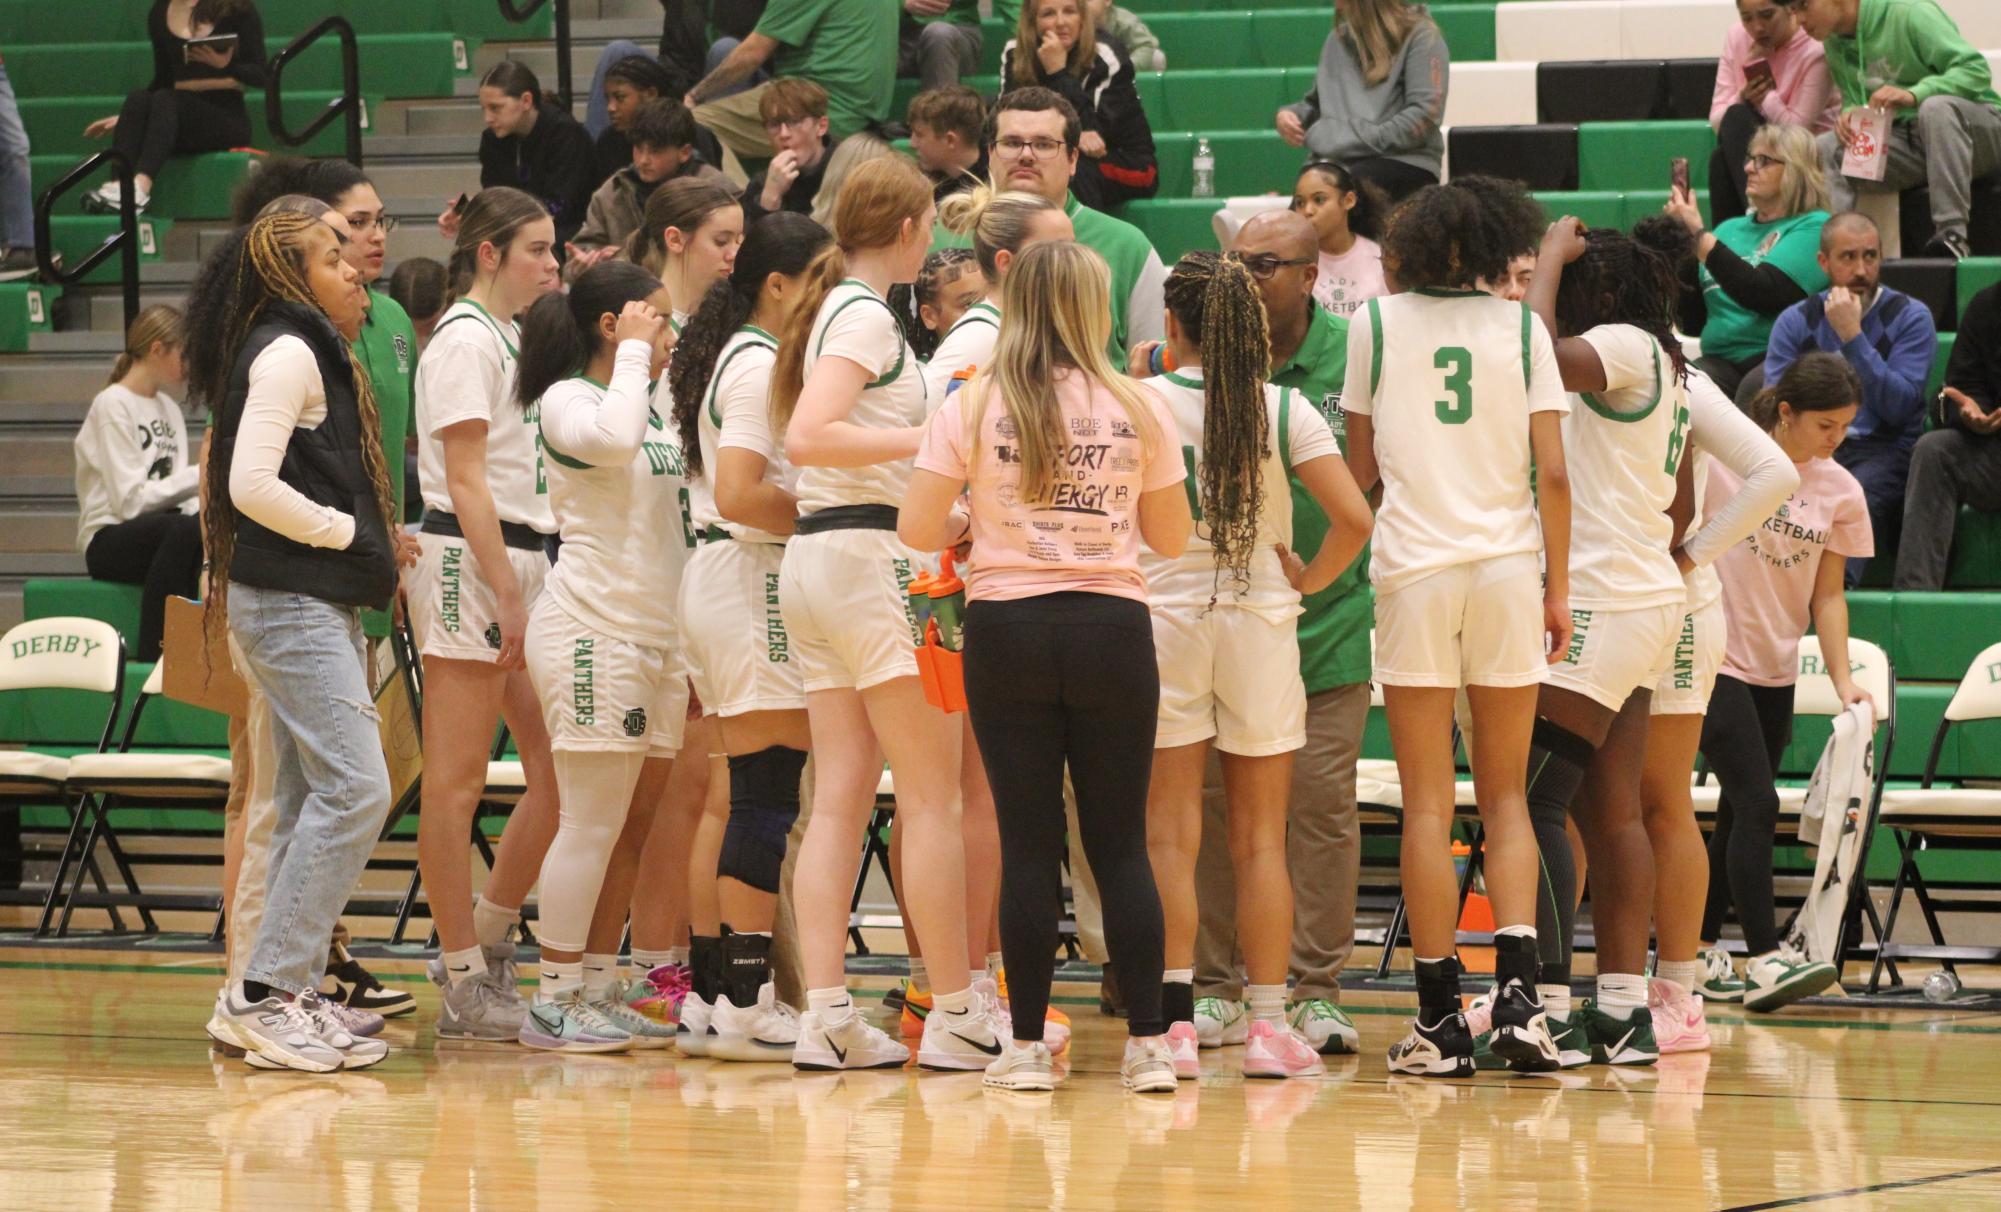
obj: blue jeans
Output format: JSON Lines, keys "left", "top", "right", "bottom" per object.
{"left": 1834, "top": 436, "right": 1912, "bottom": 588}
{"left": 0, "top": 63, "right": 33, "bottom": 249}
{"left": 229, "top": 583, "right": 391, "bottom": 996}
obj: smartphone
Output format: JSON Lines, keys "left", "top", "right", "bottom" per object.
{"left": 1670, "top": 156, "right": 1691, "bottom": 196}
{"left": 452, "top": 192, "right": 469, "bottom": 213}
{"left": 1744, "top": 58, "right": 1775, "bottom": 89}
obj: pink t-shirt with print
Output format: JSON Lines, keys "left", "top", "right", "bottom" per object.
{"left": 914, "top": 370, "right": 1185, "bottom": 603}
{"left": 1313, "top": 236, "right": 1387, "bottom": 317}
{"left": 1706, "top": 454, "right": 1873, "bottom": 686}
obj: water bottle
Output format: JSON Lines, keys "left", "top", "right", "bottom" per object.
{"left": 1923, "top": 969, "right": 1961, "bottom": 1003}
{"left": 1191, "top": 137, "right": 1215, "bottom": 199}
{"left": 906, "top": 569, "right": 935, "bottom": 648}
{"left": 928, "top": 552, "right": 967, "bottom": 653}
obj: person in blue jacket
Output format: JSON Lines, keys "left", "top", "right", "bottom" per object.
{"left": 1761, "top": 211, "right": 1936, "bottom": 584}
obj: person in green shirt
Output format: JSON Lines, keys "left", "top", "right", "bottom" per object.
{"left": 1664, "top": 121, "right": 1831, "bottom": 400}
{"left": 901, "top": 0, "right": 1021, "bottom": 90}
{"left": 686, "top": 0, "right": 901, "bottom": 171}
{"left": 1791, "top": 0, "right": 2001, "bottom": 259}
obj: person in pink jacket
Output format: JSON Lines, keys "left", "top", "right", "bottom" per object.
{"left": 1710, "top": 0, "right": 1839, "bottom": 222}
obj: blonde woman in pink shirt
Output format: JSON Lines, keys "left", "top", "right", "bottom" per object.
{"left": 1710, "top": 0, "right": 1838, "bottom": 222}
{"left": 901, "top": 240, "right": 1193, "bottom": 1094}
{"left": 1698, "top": 352, "right": 1872, "bottom": 1013}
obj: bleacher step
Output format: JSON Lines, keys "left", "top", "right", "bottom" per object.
{"left": 0, "top": 357, "right": 121, "bottom": 409}
{"left": 28, "top": 332, "right": 122, "bottom": 354}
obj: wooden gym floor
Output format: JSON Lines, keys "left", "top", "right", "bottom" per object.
{"left": 6, "top": 947, "right": 2001, "bottom": 1212}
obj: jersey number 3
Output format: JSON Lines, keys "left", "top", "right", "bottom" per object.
{"left": 1433, "top": 347, "right": 1473, "bottom": 425}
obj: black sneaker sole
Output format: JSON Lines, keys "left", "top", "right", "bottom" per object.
{"left": 1489, "top": 1025, "right": 1561, "bottom": 1072}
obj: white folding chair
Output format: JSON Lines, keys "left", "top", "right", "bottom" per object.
{"left": 1868, "top": 641, "right": 2001, "bottom": 991}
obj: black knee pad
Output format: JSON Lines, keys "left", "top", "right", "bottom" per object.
{"left": 718, "top": 746, "right": 807, "bottom": 893}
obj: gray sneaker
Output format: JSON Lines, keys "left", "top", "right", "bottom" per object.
{"left": 436, "top": 969, "right": 530, "bottom": 1042}
{"left": 212, "top": 986, "right": 343, "bottom": 1072}
{"left": 483, "top": 941, "right": 526, "bottom": 1010}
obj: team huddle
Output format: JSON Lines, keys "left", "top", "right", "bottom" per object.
{"left": 202, "top": 143, "right": 1872, "bottom": 1092}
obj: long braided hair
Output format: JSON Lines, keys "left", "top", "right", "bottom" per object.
{"left": 1554, "top": 214, "right": 1696, "bottom": 385}
{"left": 1163, "top": 251, "right": 1271, "bottom": 599}
{"left": 190, "top": 211, "right": 398, "bottom": 635}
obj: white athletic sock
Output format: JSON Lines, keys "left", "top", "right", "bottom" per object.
{"left": 631, "top": 947, "right": 675, "bottom": 972}
{"left": 808, "top": 987, "right": 854, "bottom": 1025}
{"left": 1537, "top": 984, "right": 1572, "bottom": 1020}
{"left": 537, "top": 960, "right": 584, "bottom": 1004}
{"left": 985, "top": 951, "right": 1004, "bottom": 979}
{"left": 472, "top": 896, "right": 520, "bottom": 949}
{"left": 933, "top": 984, "right": 977, "bottom": 1016}
{"left": 442, "top": 944, "right": 487, "bottom": 989}
{"left": 1597, "top": 973, "right": 1649, "bottom": 1015}
{"left": 1162, "top": 968, "right": 1194, "bottom": 986}
{"left": 582, "top": 953, "right": 620, "bottom": 1000}
{"left": 907, "top": 956, "right": 929, "bottom": 993}
{"left": 1494, "top": 923, "right": 1537, "bottom": 941}
{"left": 1247, "top": 984, "right": 1286, "bottom": 1025}
{"left": 1656, "top": 959, "right": 1704, "bottom": 992}
{"left": 666, "top": 946, "right": 690, "bottom": 967}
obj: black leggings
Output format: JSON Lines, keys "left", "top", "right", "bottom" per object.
{"left": 962, "top": 591, "right": 1166, "bottom": 1040}
{"left": 1708, "top": 101, "right": 1761, "bottom": 226}
{"left": 113, "top": 88, "right": 252, "bottom": 179}
{"left": 1698, "top": 675, "right": 1796, "bottom": 953}
{"left": 84, "top": 510, "right": 203, "bottom": 662}
{"left": 1345, "top": 156, "right": 1438, "bottom": 205}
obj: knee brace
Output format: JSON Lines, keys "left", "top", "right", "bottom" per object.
{"left": 718, "top": 746, "right": 808, "bottom": 893}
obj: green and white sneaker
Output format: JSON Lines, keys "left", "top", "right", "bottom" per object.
{"left": 1742, "top": 945, "right": 1838, "bottom": 1013}
{"left": 594, "top": 984, "right": 678, "bottom": 1049}
{"left": 1193, "top": 996, "right": 1248, "bottom": 1049}
{"left": 1576, "top": 1001, "right": 1658, "bottom": 1065}
{"left": 1466, "top": 991, "right": 1588, "bottom": 1071}
{"left": 519, "top": 992, "right": 634, "bottom": 1053}
{"left": 1287, "top": 999, "right": 1359, "bottom": 1055}
{"left": 1696, "top": 948, "right": 1746, "bottom": 1003}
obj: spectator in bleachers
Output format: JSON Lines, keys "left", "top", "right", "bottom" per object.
{"left": 684, "top": 0, "right": 899, "bottom": 178}
{"left": 914, "top": 246, "right": 985, "bottom": 360}
{"left": 1895, "top": 280, "right": 2001, "bottom": 589}
{"left": 441, "top": 63, "right": 596, "bottom": 252}
{"left": 900, "top": 0, "right": 1009, "bottom": 90}
{"left": 568, "top": 98, "right": 736, "bottom": 277}
{"left": 1709, "top": 0, "right": 1838, "bottom": 224}
{"left": 1665, "top": 122, "right": 1831, "bottom": 399}
{"left": 909, "top": 85, "right": 990, "bottom": 203}
{"left": 1000, "top": 0, "right": 1159, "bottom": 207}
{"left": 390, "top": 257, "right": 450, "bottom": 351}
{"left": 1796, "top": 0, "right": 2001, "bottom": 260}
{"left": 1761, "top": 212, "right": 1933, "bottom": 585}
{"left": 983, "top": 87, "right": 1165, "bottom": 355}
{"left": 741, "top": 79, "right": 838, "bottom": 227}
{"left": 593, "top": 55, "right": 677, "bottom": 186}
{"left": 74, "top": 305, "right": 199, "bottom": 664}
{"left": 0, "top": 41, "right": 33, "bottom": 280}
{"left": 83, "top": 0, "right": 268, "bottom": 216}
{"left": 1087, "top": 0, "right": 1165, "bottom": 73}
{"left": 1274, "top": 0, "right": 1447, "bottom": 205}
{"left": 1291, "top": 160, "right": 1388, "bottom": 317}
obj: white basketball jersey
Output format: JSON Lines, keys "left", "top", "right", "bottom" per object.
{"left": 923, "top": 300, "right": 1001, "bottom": 406}
{"left": 692, "top": 325, "right": 795, "bottom": 544}
{"left": 793, "top": 280, "right": 930, "bottom": 514}
{"left": 1565, "top": 324, "right": 1690, "bottom": 610}
{"left": 416, "top": 299, "right": 555, "bottom": 532}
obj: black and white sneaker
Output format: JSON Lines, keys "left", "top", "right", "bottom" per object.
{"left": 324, "top": 940, "right": 417, "bottom": 1017}
{"left": 1387, "top": 1012, "right": 1476, "bottom": 1077}
{"left": 1486, "top": 978, "right": 1561, "bottom": 1072}
{"left": 1925, "top": 231, "right": 1971, "bottom": 261}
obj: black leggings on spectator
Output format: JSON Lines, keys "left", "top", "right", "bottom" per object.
{"left": 84, "top": 511, "right": 203, "bottom": 662}
{"left": 113, "top": 89, "right": 252, "bottom": 180}
{"left": 1709, "top": 101, "right": 1762, "bottom": 225}
{"left": 1344, "top": 156, "right": 1438, "bottom": 205}
{"left": 962, "top": 591, "right": 1166, "bottom": 1041}
{"left": 1698, "top": 675, "right": 1796, "bottom": 954}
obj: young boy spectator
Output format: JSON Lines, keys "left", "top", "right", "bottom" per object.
{"left": 741, "top": 78, "right": 836, "bottom": 225}
{"left": 1762, "top": 211, "right": 1936, "bottom": 583}
{"left": 1793, "top": 0, "right": 2001, "bottom": 259}
{"left": 1087, "top": 0, "right": 1164, "bottom": 72}
{"left": 908, "top": 84, "right": 989, "bottom": 202}
{"left": 568, "top": 97, "right": 736, "bottom": 273}
{"left": 1709, "top": 0, "right": 1837, "bottom": 223}
{"left": 900, "top": 0, "right": 1013, "bottom": 89}
{"left": 1895, "top": 281, "right": 2001, "bottom": 589}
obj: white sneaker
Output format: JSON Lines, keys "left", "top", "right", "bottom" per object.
{"left": 286, "top": 994, "right": 388, "bottom": 1070}
{"left": 1286, "top": 998, "right": 1359, "bottom": 1055}
{"left": 1121, "top": 1037, "right": 1178, "bottom": 1093}
{"left": 1193, "top": 996, "right": 1248, "bottom": 1048}
{"left": 983, "top": 1040, "right": 1057, "bottom": 1091}
{"left": 213, "top": 986, "right": 344, "bottom": 1073}
{"left": 1743, "top": 945, "right": 1838, "bottom": 1013}
{"left": 710, "top": 982, "right": 801, "bottom": 1063}
{"left": 676, "top": 990, "right": 714, "bottom": 1057}
{"left": 917, "top": 984, "right": 1006, "bottom": 1071}
{"left": 793, "top": 1008, "right": 909, "bottom": 1071}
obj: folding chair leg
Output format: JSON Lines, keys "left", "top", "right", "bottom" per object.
{"left": 33, "top": 793, "right": 95, "bottom": 935}
{"left": 1375, "top": 896, "right": 1407, "bottom": 981}
{"left": 849, "top": 806, "right": 891, "bottom": 956}
{"left": 90, "top": 797, "right": 157, "bottom": 933}
{"left": 390, "top": 865, "right": 423, "bottom": 945}
{"left": 1869, "top": 843, "right": 1919, "bottom": 991}
{"left": 1905, "top": 854, "right": 1955, "bottom": 974}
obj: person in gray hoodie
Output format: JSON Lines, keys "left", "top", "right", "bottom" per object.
{"left": 1275, "top": 0, "right": 1449, "bottom": 203}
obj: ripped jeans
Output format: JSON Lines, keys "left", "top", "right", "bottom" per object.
{"left": 228, "top": 582, "right": 392, "bottom": 996}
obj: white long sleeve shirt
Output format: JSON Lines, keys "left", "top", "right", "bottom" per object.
{"left": 1679, "top": 369, "right": 1801, "bottom": 609}
{"left": 226, "top": 335, "right": 356, "bottom": 551}
{"left": 73, "top": 383, "right": 199, "bottom": 549}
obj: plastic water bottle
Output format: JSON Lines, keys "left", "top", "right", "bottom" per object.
{"left": 1923, "top": 969, "right": 1961, "bottom": 1003}
{"left": 1191, "top": 137, "right": 1215, "bottom": 199}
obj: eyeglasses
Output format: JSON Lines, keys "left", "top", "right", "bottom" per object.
{"left": 762, "top": 114, "right": 820, "bottom": 134}
{"left": 348, "top": 213, "right": 399, "bottom": 235}
{"left": 1231, "top": 253, "right": 1312, "bottom": 281}
{"left": 992, "top": 136, "right": 1068, "bottom": 160}
{"left": 1745, "top": 153, "right": 1783, "bottom": 170}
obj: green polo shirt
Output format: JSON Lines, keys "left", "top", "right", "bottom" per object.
{"left": 1271, "top": 303, "right": 1371, "bottom": 694}
{"left": 758, "top": 0, "right": 900, "bottom": 141}
{"left": 352, "top": 287, "right": 417, "bottom": 637}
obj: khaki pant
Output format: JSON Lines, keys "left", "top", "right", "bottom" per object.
{"left": 1193, "top": 682, "right": 1369, "bottom": 1002}
{"left": 693, "top": 85, "right": 777, "bottom": 182}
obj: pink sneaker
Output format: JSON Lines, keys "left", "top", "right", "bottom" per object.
{"left": 1166, "top": 1021, "right": 1201, "bottom": 1080}
{"left": 1243, "top": 1019, "right": 1325, "bottom": 1079}
{"left": 1649, "top": 977, "right": 1710, "bottom": 1054}
{"left": 629, "top": 964, "right": 691, "bottom": 1027}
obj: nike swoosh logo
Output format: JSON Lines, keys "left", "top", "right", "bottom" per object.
{"left": 829, "top": 1039, "right": 847, "bottom": 1064}
{"left": 951, "top": 1032, "right": 1002, "bottom": 1056}
{"left": 1607, "top": 1028, "right": 1636, "bottom": 1056}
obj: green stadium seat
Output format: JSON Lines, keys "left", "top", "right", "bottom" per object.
{"left": 1252, "top": 9, "right": 1336, "bottom": 68}
{"left": 1155, "top": 69, "right": 1291, "bottom": 132}
{"left": 1153, "top": 130, "right": 1305, "bottom": 197}
{"left": 1893, "top": 593, "right": 2001, "bottom": 682}
{"left": 1428, "top": 4, "right": 1500, "bottom": 62}
{"left": 1141, "top": 11, "right": 1258, "bottom": 69}
{"left": 1576, "top": 121, "right": 1716, "bottom": 192}
{"left": 0, "top": 661, "right": 228, "bottom": 750}
{"left": 1531, "top": 189, "right": 1627, "bottom": 229}
{"left": 24, "top": 580, "right": 143, "bottom": 654}
{"left": 31, "top": 152, "right": 259, "bottom": 223}
{"left": 43, "top": 215, "right": 173, "bottom": 286}
{"left": 0, "top": 281, "right": 56, "bottom": 353}
{"left": 23, "top": 91, "right": 384, "bottom": 160}
{"left": 1111, "top": 198, "right": 1221, "bottom": 262}
{"left": 1929, "top": 332, "right": 1956, "bottom": 398}
{"left": 4, "top": 35, "right": 472, "bottom": 106}
{"left": 1948, "top": 507, "right": 2001, "bottom": 589}
{"left": 1958, "top": 256, "right": 2001, "bottom": 319}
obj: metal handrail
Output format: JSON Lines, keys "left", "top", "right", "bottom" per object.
{"left": 497, "top": 0, "right": 572, "bottom": 111}
{"left": 265, "top": 14, "right": 363, "bottom": 166}
{"left": 34, "top": 151, "right": 141, "bottom": 334}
